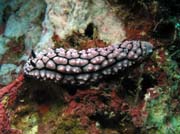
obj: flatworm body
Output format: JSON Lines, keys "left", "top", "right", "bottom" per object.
{"left": 23, "top": 40, "right": 153, "bottom": 85}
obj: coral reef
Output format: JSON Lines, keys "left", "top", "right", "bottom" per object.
{"left": 0, "top": 0, "right": 46, "bottom": 85}
{"left": 0, "top": 74, "right": 23, "bottom": 133}
{"left": 0, "top": 0, "right": 180, "bottom": 134}
{"left": 37, "top": 0, "right": 126, "bottom": 51}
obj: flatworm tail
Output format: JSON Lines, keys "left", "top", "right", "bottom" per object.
{"left": 23, "top": 40, "right": 153, "bottom": 85}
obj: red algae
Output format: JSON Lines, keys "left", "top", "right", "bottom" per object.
{"left": 0, "top": 74, "right": 24, "bottom": 133}
{"left": 1, "top": 0, "right": 180, "bottom": 133}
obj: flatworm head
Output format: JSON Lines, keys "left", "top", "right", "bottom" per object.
{"left": 23, "top": 40, "right": 153, "bottom": 85}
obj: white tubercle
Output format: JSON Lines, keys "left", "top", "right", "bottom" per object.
{"left": 56, "top": 73, "right": 62, "bottom": 80}
{"left": 83, "top": 64, "right": 94, "bottom": 72}
{"left": 42, "top": 56, "right": 49, "bottom": 63}
{"left": 117, "top": 52, "right": 126, "bottom": 60}
{"left": 47, "top": 52, "right": 56, "bottom": 58}
{"left": 128, "top": 51, "right": 135, "bottom": 59}
{"left": 72, "top": 67, "right": 81, "bottom": 73}
{"left": 46, "top": 60, "right": 56, "bottom": 69}
{"left": 53, "top": 57, "right": 68, "bottom": 64}
{"left": 40, "top": 70, "right": 46, "bottom": 77}
{"left": 69, "top": 58, "right": 88, "bottom": 66}
{"left": 36, "top": 60, "right": 44, "bottom": 69}
{"left": 91, "top": 56, "right": 105, "bottom": 64}
{"left": 65, "top": 65, "right": 72, "bottom": 73}
{"left": 57, "top": 65, "right": 65, "bottom": 72}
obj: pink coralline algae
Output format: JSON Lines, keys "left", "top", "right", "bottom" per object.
{"left": 24, "top": 40, "right": 153, "bottom": 85}
{"left": 64, "top": 89, "right": 130, "bottom": 133}
{"left": 64, "top": 88, "right": 148, "bottom": 133}
{"left": 0, "top": 102, "right": 11, "bottom": 134}
{"left": 0, "top": 75, "right": 24, "bottom": 134}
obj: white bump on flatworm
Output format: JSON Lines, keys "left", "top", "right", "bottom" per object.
{"left": 57, "top": 50, "right": 66, "bottom": 57}
{"left": 101, "top": 60, "right": 108, "bottom": 67}
{"left": 72, "top": 67, "right": 81, "bottom": 73}
{"left": 56, "top": 48, "right": 65, "bottom": 53}
{"left": 42, "top": 56, "right": 49, "bottom": 63}
{"left": 128, "top": 51, "right": 135, "bottom": 59}
{"left": 83, "top": 64, "right": 94, "bottom": 72}
{"left": 134, "top": 54, "right": 138, "bottom": 59}
{"left": 27, "top": 64, "right": 33, "bottom": 71}
{"left": 91, "top": 56, "right": 105, "bottom": 64}
{"left": 68, "top": 48, "right": 77, "bottom": 52}
{"left": 36, "top": 60, "right": 44, "bottom": 69}
{"left": 127, "top": 43, "right": 133, "bottom": 50}
{"left": 108, "top": 53, "right": 114, "bottom": 59}
{"left": 70, "top": 80, "right": 76, "bottom": 84}
{"left": 29, "top": 71, "right": 33, "bottom": 76}
{"left": 132, "top": 42, "right": 140, "bottom": 51}
{"left": 65, "top": 65, "right": 72, "bottom": 73}
{"left": 50, "top": 72, "right": 55, "bottom": 79}
{"left": 123, "top": 60, "right": 128, "bottom": 67}
{"left": 90, "top": 73, "right": 99, "bottom": 81}
{"left": 78, "top": 81, "right": 85, "bottom": 85}
{"left": 45, "top": 71, "right": 51, "bottom": 78}
{"left": 77, "top": 74, "right": 90, "bottom": 81}
{"left": 108, "top": 59, "right": 115, "bottom": 65}
{"left": 87, "top": 53, "right": 94, "bottom": 59}
{"left": 102, "top": 68, "right": 111, "bottom": 75}
{"left": 32, "top": 59, "right": 38, "bottom": 64}
{"left": 37, "top": 53, "right": 43, "bottom": 59}
{"left": 136, "top": 48, "right": 142, "bottom": 55}
{"left": 68, "top": 59, "right": 76, "bottom": 65}
{"left": 112, "top": 43, "right": 120, "bottom": 48}
{"left": 56, "top": 73, "right": 62, "bottom": 80}
{"left": 65, "top": 76, "right": 74, "bottom": 81}
{"left": 71, "top": 52, "right": 79, "bottom": 58}
{"left": 53, "top": 57, "right": 68, "bottom": 64}
{"left": 69, "top": 59, "right": 88, "bottom": 66}
{"left": 87, "top": 48, "right": 95, "bottom": 53}
{"left": 87, "top": 48, "right": 99, "bottom": 56}
{"left": 66, "top": 51, "right": 72, "bottom": 59}
{"left": 128, "top": 61, "right": 132, "bottom": 66}
{"left": 57, "top": 65, "right": 65, "bottom": 72}
{"left": 121, "top": 41, "right": 132, "bottom": 48}
{"left": 47, "top": 52, "right": 56, "bottom": 58}
{"left": 116, "top": 62, "right": 122, "bottom": 69}
{"left": 79, "top": 50, "right": 86, "bottom": 54}
{"left": 46, "top": 60, "right": 56, "bottom": 69}
{"left": 108, "top": 48, "right": 122, "bottom": 59}
{"left": 94, "top": 65, "right": 100, "bottom": 71}
{"left": 34, "top": 70, "right": 39, "bottom": 77}
{"left": 116, "top": 52, "right": 127, "bottom": 60}
{"left": 99, "top": 49, "right": 111, "bottom": 56}
{"left": 113, "top": 67, "right": 118, "bottom": 73}
{"left": 40, "top": 70, "right": 46, "bottom": 78}
{"left": 47, "top": 48, "right": 54, "bottom": 52}
{"left": 107, "top": 45, "right": 114, "bottom": 51}
{"left": 80, "top": 53, "right": 88, "bottom": 58}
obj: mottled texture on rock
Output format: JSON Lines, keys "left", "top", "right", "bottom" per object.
{"left": 0, "top": 64, "right": 17, "bottom": 85}
{"left": 0, "top": 36, "right": 9, "bottom": 59}
{"left": 0, "top": 0, "right": 46, "bottom": 85}
{"left": 36, "top": 0, "right": 126, "bottom": 51}
{"left": 4, "top": 0, "right": 46, "bottom": 38}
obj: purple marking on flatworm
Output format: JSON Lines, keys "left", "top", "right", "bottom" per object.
{"left": 23, "top": 40, "right": 153, "bottom": 85}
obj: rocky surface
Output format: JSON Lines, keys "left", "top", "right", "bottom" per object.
{"left": 0, "top": 0, "right": 180, "bottom": 134}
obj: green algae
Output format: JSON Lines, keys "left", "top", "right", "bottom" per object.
{"left": 145, "top": 53, "right": 180, "bottom": 134}
{"left": 13, "top": 112, "right": 39, "bottom": 134}
{"left": 54, "top": 118, "right": 87, "bottom": 134}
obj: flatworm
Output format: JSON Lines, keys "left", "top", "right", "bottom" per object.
{"left": 23, "top": 40, "right": 153, "bottom": 85}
